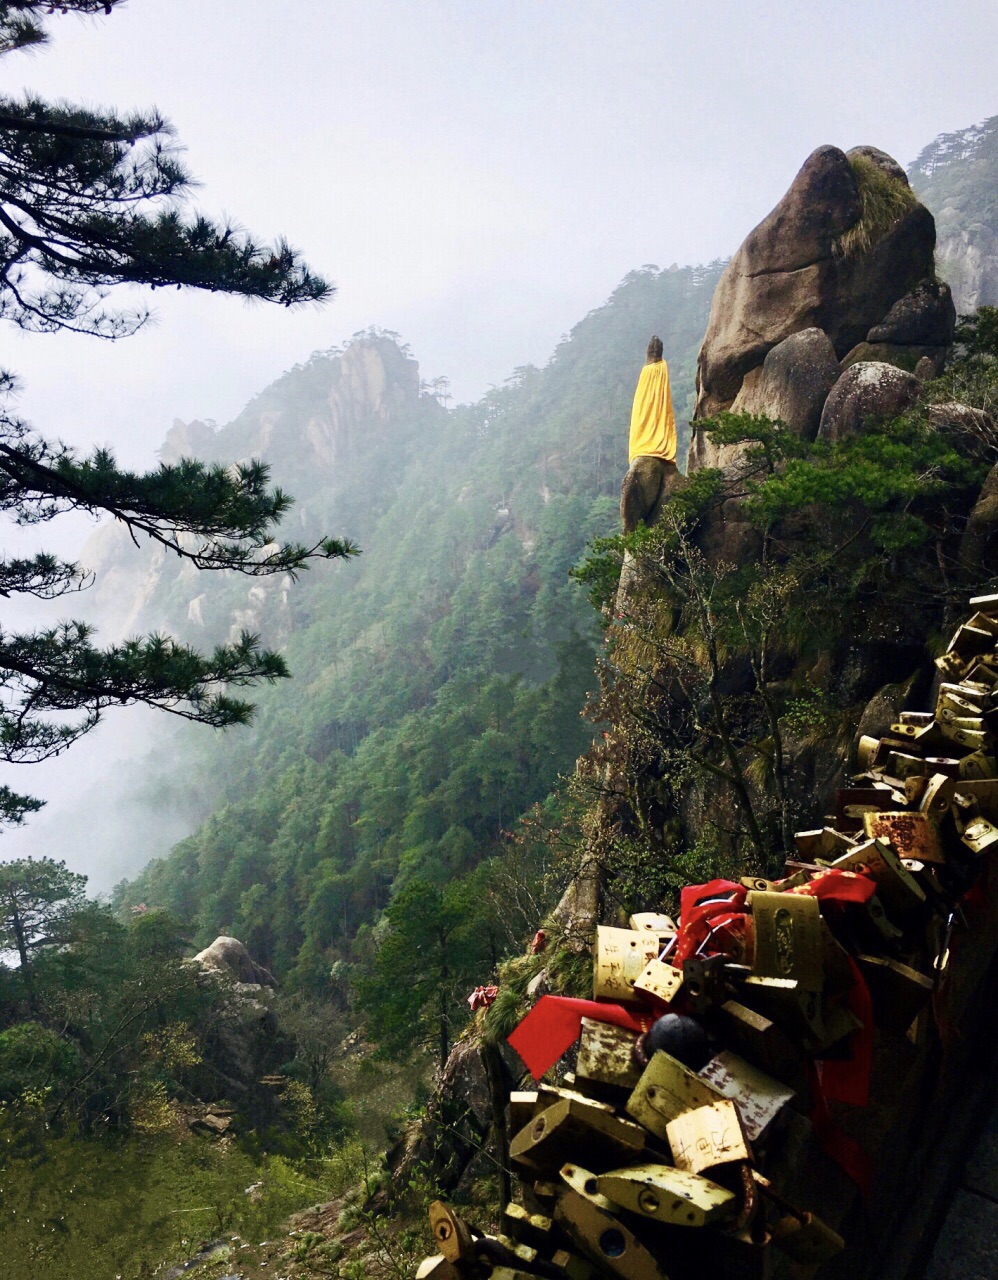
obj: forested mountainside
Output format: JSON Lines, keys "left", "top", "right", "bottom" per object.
{"left": 112, "top": 261, "right": 724, "bottom": 1006}
{"left": 910, "top": 112, "right": 998, "bottom": 312}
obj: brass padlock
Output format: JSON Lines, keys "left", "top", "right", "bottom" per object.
{"left": 593, "top": 926, "right": 660, "bottom": 1001}
{"left": 831, "top": 838, "right": 926, "bottom": 913}
{"left": 862, "top": 810, "right": 945, "bottom": 864}
{"left": 597, "top": 1162, "right": 737, "bottom": 1227}
{"left": 626, "top": 1050, "right": 721, "bottom": 1140}
{"left": 718, "top": 999, "right": 800, "bottom": 1083}
{"left": 555, "top": 1167, "right": 671, "bottom": 1280}
{"left": 632, "top": 957, "right": 684, "bottom": 1007}
{"left": 666, "top": 1098, "right": 752, "bottom": 1174}
{"left": 428, "top": 1202, "right": 477, "bottom": 1264}
{"left": 697, "top": 1049, "right": 794, "bottom": 1141}
{"left": 576, "top": 1018, "right": 642, "bottom": 1091}
{"left": 747, "top": 890, "right": 823, "bottom": 990}
{"left": 510, "top": 1096, "right": 645, "bottom": 1173}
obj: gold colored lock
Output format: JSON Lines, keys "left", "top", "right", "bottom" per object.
{"left": 593, "top": 926, "right": 660, "bottom": 1001}
{"left": 747, "top": 890, "right": 824, "bottom": 989}
{"left": 631, "top": 958, "right": 684, "bottom": 1007}
{"left": 665, "top": 1098, "right": 751, "bottom": 1174}
{"left": 596, "top": 1162, "right": 737, "bottom": 1227}
{"left": 556, "top": 1166, "right": 671, "bottom": 1280}
{"left": 625, "top": 1051, "right": 722, "bottom": 1141}
{"left": 576, "top": 1018, "right": 642, "bottom": 1090}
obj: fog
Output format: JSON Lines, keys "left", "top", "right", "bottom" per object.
{"left": 1, "top": 0, "right": 997, "bottom": 889}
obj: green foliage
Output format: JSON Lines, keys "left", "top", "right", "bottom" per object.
{"left": 0, "top": 1022, "right": 80, "bottom": 1102}
{"left": 0, "top": 1113, "right": 347, "bottom": 1280}
{"left": 0, "top": 857, "right": 88, "bottom": 981}
{"left": 837, "top": 154, "right": 919, "bottom": 258}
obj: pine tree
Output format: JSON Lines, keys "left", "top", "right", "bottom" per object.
{"left": 0, "top": 2, "right": 355, "bottom": 827}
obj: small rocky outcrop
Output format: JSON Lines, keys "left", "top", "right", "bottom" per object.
{"left": 840, "top": 278, "right": 956, "bottom": 376}
{"left": 694, "top": 145, "right": 935, "bottom": 419}
{"left": 867, "top": 277, "right": 956, "bottom": 346}
{"left": 190, "top": 936, "right": 286, "bottom": 1107}
{"left": 817, "top": 361, "right": 922, "bottom": 442}
{"left": 192, "top": 935, "right": 277, "bottom": 989}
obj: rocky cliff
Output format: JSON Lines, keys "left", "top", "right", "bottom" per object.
{"left": 81, "top": 335, "right": 435, "bottom": 646}
{"left": 910, "top": 114, "right": 998, "bottom": 315}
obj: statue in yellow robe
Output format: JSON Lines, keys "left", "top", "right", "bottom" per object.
{"left": 621, "top": 336, "right": 683, "bottom": 533}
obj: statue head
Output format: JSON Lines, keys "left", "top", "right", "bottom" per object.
{"left": 646, "top": 335, "right": 663, "bottom": 363}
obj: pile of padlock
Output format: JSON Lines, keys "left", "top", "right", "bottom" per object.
{"left": 414, "top": 595, "right": 998, "bottom": 1280}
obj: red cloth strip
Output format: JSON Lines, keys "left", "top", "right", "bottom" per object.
{"left": 817, "top": 956, "right": 873, "bottom": 1107}
{"left": 807, "top": 1060, "right": 873, "bottom": 1198}
{"left": 674, "top": 879, "right": 749, "bottom": 963}
{"left": 788, "top": 868, "right": 876, "bottom": 904}
{"left": 507, "top": 995, "right": 654, "bottom": 1081}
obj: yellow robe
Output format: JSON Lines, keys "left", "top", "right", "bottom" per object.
{"left": 628, "top": 359, "right": 676, "bottom": 464}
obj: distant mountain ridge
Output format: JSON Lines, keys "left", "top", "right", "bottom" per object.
{"left": 909, "top": 113, "right": 998, "bottom": 312}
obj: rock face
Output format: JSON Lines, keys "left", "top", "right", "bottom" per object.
{"left": 694, "top": 145, "right": 935, "bottom": 419}
{"left": 729, "top": 327, "right": 841, "bottom": 441}
{"left": 867, "top": 278, "right": 956, "bottom": 347}
{"left": 817, "top": 361, "right": 922, "bottom": 442}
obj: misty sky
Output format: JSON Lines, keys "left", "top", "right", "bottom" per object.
{"left": 2, "top": 0, "right": 998, "bottom": 886}
{"left": 7, "top": 0, "right": 998, "bottom": 467}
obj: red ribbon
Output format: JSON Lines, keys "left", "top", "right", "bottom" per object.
{"left": 507, "top": 995, "right": 654, "bottom": 1081}
{"left": 788, "top": 869, "right": 876, "bottom": 904}
{"left": 673, "top": 879, "right": 748, "bottom": 964}
{"left": 807, "top": 1060, "right": 873, "bottom": 1198}
{"left": 816, "top": 956, "right": 873, "bottom": 1107}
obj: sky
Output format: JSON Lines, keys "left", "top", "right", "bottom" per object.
{"left": 2, "top": 0, "right": 998, "bottom": 886}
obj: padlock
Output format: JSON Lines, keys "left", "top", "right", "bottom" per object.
{"left": 681, "top": 954, "right": 728, "bottom": 1015}
{"left": 629, "top": 911, "right": 677, "bottom": 936}
{"left": 946, "top": 623, "right": 995, "bottom": 658}
{"left": 666, "top": 1098, "right": 752, "bottom": 1174}
{"left": 718, "top": 1000, "right": 800, "bottom": 1083}
{"left": 632, "top": 958, "right": 684, "bottom": 1007}
{"left": 918, "top": 773, "right": 957, "bottom": 818}
{"left": 415, "top": 1256, "right": 459, "bottom": 1280}
{"left": 696, "top": 1050, "right": 795, "bottom": 1141}
{"left": 862, "top": 810, "right": 945, "bottom": 864}
{"left": 556, "top": 1167, "right": 670, "bottom": 1280}
{"left": 509, "top": 1090, "right": 538, "bottom": 1138}
{"left": 626, "top": 1050, "right": 722, "bottom": 1140}
{"left": 596, "top": 1162, "right": 737, "bottom": 1227}
{"left": 510, "top": 1096, "right": 645, "bottom": 1173}
{"left": 576, "top": 1018, "right": 643, "bottom": 1091}
{"left": 746, "top": 890, "right": 823, "bottom": 989}
{"left": 961, "top": 816, "right": 998, "bottom": 855}
{"left": 831, "top": 838, "right": 926, "bottom": 913}
{"left": 429, "top": 1202, "right": 477, "bottom": 1265}
{"left": 593, "top": 926, "right": 660, "bottom": 1001}
{"left": 959, "top": 751, "right": 998, "bottom": 780}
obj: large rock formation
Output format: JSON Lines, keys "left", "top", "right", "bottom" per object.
{"left": 694, "top": 145, "right": 936, "bottom": 419}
